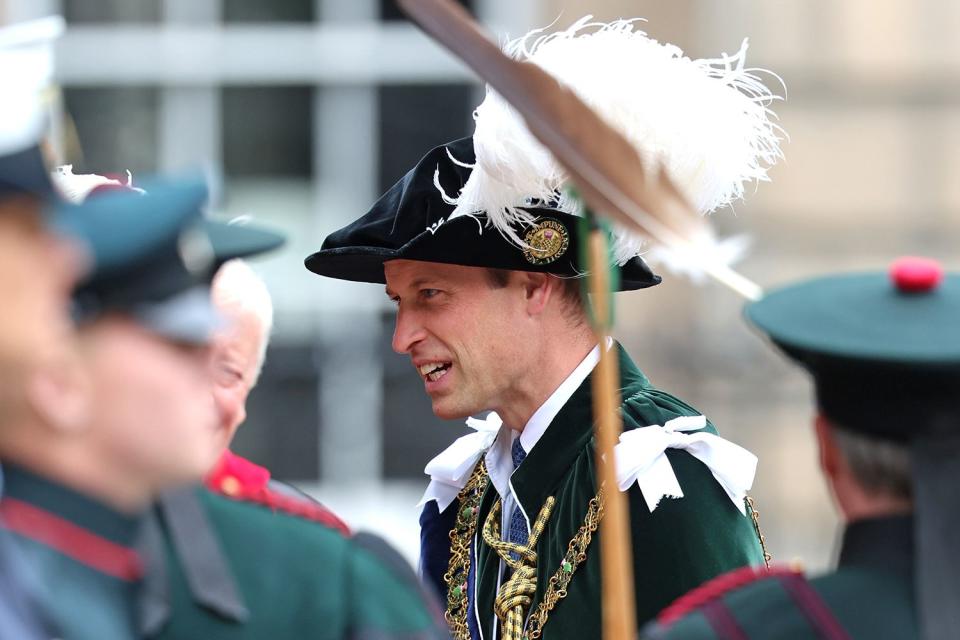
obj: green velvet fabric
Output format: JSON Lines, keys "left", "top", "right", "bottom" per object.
{"left": 472, "top": 346, "right": 764, "bottom": 638}
{"left": 153, "top": 488, "right": 443, "bottom": 640}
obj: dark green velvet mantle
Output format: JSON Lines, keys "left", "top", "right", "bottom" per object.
{"left": 470, "top": 345, "right": 764, "bottom": 638}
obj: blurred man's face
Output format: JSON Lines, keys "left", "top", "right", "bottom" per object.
{"left": 81, "top": 317, "right": 219, "bottom": 488}
{"left": 209, "top": 307, "right": 263, "bottom": 453}
{"left": 385, "top": 260, "right": 533, "bottom": 420}
{"left": 0, "top": 197, "right": 84, "bottom": 420}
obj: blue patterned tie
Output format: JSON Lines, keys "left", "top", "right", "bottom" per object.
{"left": 507, "top": 438, "right": 528, "bottom": 555}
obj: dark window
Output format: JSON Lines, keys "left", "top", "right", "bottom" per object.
{"left": 63, "top": 0, "right": 161, "bottom": 23}
{"left": 223, "top": 0, "right": 315, "bottom": 23}
{"left": 233, "top": 344, "right": 321, "bottom": 481}
{"left": 222, "top": 86, "right": 314, "bottom": 178}
{"left": 380, "top": 0, "right": 474, "bottom": 22}
{"left": 377, "top": 83, "right": 474, "bottom": 193}
{"left": 62, "top": 87, "right": 159, "bottom": 174}
{"left": 380, "top": 312, "right": 470, "bottom": 479}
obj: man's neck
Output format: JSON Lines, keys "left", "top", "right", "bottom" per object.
{"left": 494, "top": 330, "right": 596, "bottom": 431}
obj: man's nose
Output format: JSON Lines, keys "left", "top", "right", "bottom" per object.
{"left": 391, "top": 306, "right": 427, "bottom": 354}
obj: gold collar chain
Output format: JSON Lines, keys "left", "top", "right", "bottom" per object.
{"left": 442, "top": 460, "right": 605, "bottom": 640}
{"left": 444, "top": 461, "right": 490, "bottom": 640}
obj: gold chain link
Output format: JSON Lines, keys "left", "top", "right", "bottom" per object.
{"left": 524, "top": 489, "right": 605, "bottom": 640}
{"left": 444, "top": 462, "right": 490, "bottom": 640}
{"left": 745, "top": 495, "right": 772, "bottom": 568}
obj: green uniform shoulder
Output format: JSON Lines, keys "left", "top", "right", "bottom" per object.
{"left": 156, "top": 488, "right": 445, "bottom": 639}
{"left": 647, "top": 565, "right": 916, "bottom": 640}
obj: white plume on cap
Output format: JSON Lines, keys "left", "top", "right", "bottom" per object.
{"left": 438, "top": 17, "right": 784, "bottom": 267}
{"left": 0, "top": 16, "right": 65, "bottom": 155}
{"left": 51, "top": 165, "right": 145, "bottom": 203}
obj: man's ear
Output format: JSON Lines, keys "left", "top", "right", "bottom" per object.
{"left": 521, "top": 272, "right": 553, "bottom": 316}
{"left": 24, "top": 348, "right": 91, "bottom": 437}
{"left": 814, "top": 413, "right": 841, "bottom": 480}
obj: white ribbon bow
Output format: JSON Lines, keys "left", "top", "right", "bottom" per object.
{"left": 417, "top": 412, "right": 503, "bottom": 512}
{"left": 614, "top": 415, "right": 757, "bottom": 514}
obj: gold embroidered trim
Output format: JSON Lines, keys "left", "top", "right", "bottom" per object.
{"left": 745, "top": 495, "right": 772, "bottom": 568}
{"left": 443, "top": 461, "right": 489, "bottom": 640}
{"left": 524, "top": 489, "right": 604, "bottom": 639}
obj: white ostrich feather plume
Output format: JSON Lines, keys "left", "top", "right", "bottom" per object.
{"left": 51, "top": 165, "right": 145, "bottom": 203}
{"left": 439, "top": 16, "right": 785, "bottom": 266}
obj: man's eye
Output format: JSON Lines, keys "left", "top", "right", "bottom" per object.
{"left": 420, "top": 288, "right": 440, "bottom": 300}
{"left": 214, "top": 365, "right": 243, "bottom": 385}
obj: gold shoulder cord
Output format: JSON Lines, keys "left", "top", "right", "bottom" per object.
{"left": 481, "top": 497, "right": 556, "bottom": 640}
{"left": 444, "top": 461, "right": 490, "bottom": 640}
{"left": 745, "top": 495, "right": 772, "bottom": 568}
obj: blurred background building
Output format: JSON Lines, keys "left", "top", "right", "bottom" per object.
{"left": 5, "top": 0, "right": 959, "bottom": 569}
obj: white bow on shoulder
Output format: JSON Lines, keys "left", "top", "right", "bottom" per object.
{"left": 614, "top": 415, "right": 757, "bottom": 514}
{"left": 417, "top": 412, "right": 502, "bottom": 513}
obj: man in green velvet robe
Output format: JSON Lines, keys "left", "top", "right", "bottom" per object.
{"left": 307, "top": 136, "right": 767, "bottom": 639}
{"left": 306, "top": 17, "right": 788, "bottom": 638}
{"left": 305, "top": 15, "right": 786, "bottom": 635}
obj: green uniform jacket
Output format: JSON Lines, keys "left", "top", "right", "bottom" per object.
{"left": 424, "top": 345, "right": 765, "bottom": 639}
{"left": 645, "top": 516, "right": 916, "bottom": 639}
{"left": 0, "top": 464, "right": 142, "bottom": 640}
{"left": 147, "top": 486, "right": 449, "bottom": 640}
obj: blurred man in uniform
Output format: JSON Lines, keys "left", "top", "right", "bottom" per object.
{"left": 645, "top": 257, "right": 958, "bottom": 640}
{"left": 0, "top": 19, "right": 82, "bottom": 640}
{"left": 0, "top": 15, "right": 90, "bottom": 639}
{"left": 0, "top": 16, "right": 80, "bottom": 427}
{"left": 306, "top": 18, "right": 783, "bottom": 639}
{"left": 53, "top": 169, "right": 449, "bottom": 640}
{"left": 0, "top": 176, "right": 232, "bottom": 640}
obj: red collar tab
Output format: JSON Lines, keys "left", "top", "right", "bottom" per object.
{"left": 205, "top": 450, "right": 271, "bottom": 498}
{"left": 205, "top": 451, "right": 350, "bottom": 536}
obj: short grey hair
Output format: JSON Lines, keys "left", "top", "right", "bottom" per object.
{"left": 831, "top": 424, "right": 912, "bottom": 501}
{"left": 211, "top": 259, "right": 274, "bottom": 384}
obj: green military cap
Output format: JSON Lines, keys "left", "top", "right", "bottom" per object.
{"left": 745, "top": 257, "right": 960, "bottom": 442}
{"left": 58, "top": 176, "right": 285, "bottom": 345}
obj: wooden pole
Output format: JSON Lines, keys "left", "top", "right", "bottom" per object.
{"left": 587, "top": 225, "right": 637, "bottom": 640}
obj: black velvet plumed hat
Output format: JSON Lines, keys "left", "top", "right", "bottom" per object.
{"left": 305, "top": 137, "right": 660, "bottom": 291}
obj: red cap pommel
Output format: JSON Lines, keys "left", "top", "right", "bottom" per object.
{"left": 890, "top": 256, "right": 943, "bottom": 293}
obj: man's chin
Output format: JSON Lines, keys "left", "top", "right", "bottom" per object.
{"left": 430, "top": 397, "right": 477, "bottom": 421}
